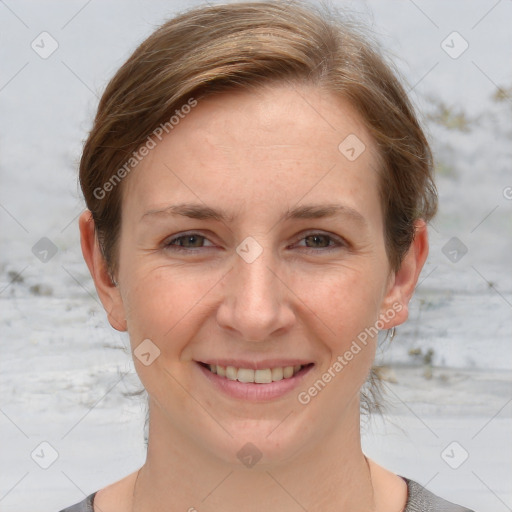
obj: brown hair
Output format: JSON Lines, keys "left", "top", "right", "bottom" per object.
{"left": 79, "top": 0, "right": 437, "bottom": 279}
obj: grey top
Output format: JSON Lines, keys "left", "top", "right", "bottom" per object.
{"left": 58, "top": 477, "right": 475, "bottom": 511}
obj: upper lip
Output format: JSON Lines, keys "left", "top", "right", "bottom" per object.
{"left": 197, "top": 359, "right": 314, "bottom": 370}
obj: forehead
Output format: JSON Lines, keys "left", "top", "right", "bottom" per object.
{"left": 122, "top": 83, "right": 383, "bottom": 226}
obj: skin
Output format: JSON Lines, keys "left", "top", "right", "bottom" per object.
{"left": 80, "top": 82, "right": 429, "bottom": 511}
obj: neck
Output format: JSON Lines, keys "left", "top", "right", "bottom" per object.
{"left": 132, "top": 397, "right": 376, "bottom": 512}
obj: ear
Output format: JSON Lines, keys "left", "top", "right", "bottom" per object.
{"left": 379, "top": 219, "right": 429, "bottom": 329}
{"left": 79, "top": 210, "right": 127, "bottom": 332}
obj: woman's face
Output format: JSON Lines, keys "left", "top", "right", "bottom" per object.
{"left": 110, "top": 83, "right": 409, "bottom": 465}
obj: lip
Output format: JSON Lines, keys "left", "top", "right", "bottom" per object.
{"left": 195, "top": 361, "right": 315, "bottom": 402}
{"left": 198, "top": 359, "right": 314, "bottom": 370}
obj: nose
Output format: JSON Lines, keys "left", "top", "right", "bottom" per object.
{"left": 216, "top": 245, "right": 295, "bottom": 342}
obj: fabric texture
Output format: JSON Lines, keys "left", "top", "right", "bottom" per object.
{"left": 57, "top": 477, "right": 475, "bottom": 512}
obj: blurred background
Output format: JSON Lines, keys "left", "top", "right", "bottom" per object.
{"left": 1, "top": 1, "right": 511, "bottom": 511}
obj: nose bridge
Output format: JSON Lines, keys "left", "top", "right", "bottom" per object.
{"left": 217, "top": 238, "right": 293, "bottom": 341}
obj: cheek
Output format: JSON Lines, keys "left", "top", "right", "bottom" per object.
{"left": 122, "top": 266, "right": 218, "bottom": 353}
{"left": 122, "top": 256, "right": 386, "bottom": 349}
{"left": 294, "top": 264, "right": 385, "bottom": 337}
{"left": 296, "top": 267, "right": 383, "bottom": 385}
{"left": 120, "top": 267, "right": 216, "bottom": 403}
{"left": 296, "top": 271, "right": 382, "bottom": 408}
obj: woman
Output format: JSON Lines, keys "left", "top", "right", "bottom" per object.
{"left": 61, "top": 1, "right": 474, "bottom": 510}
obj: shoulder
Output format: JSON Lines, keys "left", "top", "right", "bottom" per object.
{"left": 57, "top": 470, "right": 138, "bottom": 512}
{"left": 403, "top": 477, "right": 476, "bottom": 512}
{"left": 57, "top": 493, "right": 95, "bottom": 512}
{"left": 56, "top": 475, "right": 476, "bottom": 512}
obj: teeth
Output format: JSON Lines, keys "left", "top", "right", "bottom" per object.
{"left": 271, "top": 367, "right": 283, "bottom": 381}
{"left": 226, "top": 366, "right": 237, "bottom": 380}
{"left": 237, "top": 368, "right": 254, "bottom": 383}
{"left": 283, "top": 366, "right": 294, "bottom": 378}
{"left": 206, "top": 363, "right": 305, "bottom": 383}
{"left": 255, "top": 369, "right": 272, "bottom": 384}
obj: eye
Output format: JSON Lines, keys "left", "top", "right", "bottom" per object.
{"left": 293, "top": 232, "right": 347, "bottom": 253}
{"left": 162, "top": 231, "right": 347, "bottom": 254}
{"left": 163, "top": 232, "right": 215, "bottom": 251}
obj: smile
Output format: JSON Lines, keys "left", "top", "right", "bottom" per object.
{"left": 200, "top": 362, "right": 311, "bottom": 383}
{"left": 196, "top": 361, "right": 315, "bottom": 401}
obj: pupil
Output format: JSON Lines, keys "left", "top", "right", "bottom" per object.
{"left": 308, "top": 235, "right": 327, "bottom": 248}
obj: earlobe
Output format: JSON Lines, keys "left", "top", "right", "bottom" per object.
{"left": 79, "top": 210, "right": 127, "bottom": 332}
{"left": 380, "top": 219, "right": 429, "bottom": 329}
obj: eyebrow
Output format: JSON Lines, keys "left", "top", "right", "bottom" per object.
{"left": 141, "top": 202, "right": 367, "bottom": 227}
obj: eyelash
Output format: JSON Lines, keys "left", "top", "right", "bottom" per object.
{"left": 163, "top": 231, "right": 347, "bottom": 254}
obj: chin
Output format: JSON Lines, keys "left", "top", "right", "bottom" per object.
{"left": 202, "top": 417, "right": 313, "bottom": 469}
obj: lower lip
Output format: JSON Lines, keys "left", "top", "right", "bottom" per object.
{"left": 196, "top": 362, "right": 314, "bottom": 402}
